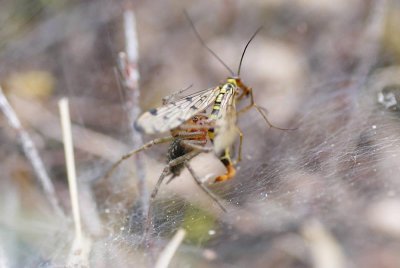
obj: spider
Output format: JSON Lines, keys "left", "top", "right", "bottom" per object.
{"left": 103, "top": 113, "right": 230, "bottom": 213}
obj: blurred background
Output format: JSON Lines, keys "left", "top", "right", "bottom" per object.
{"left": 1, "top": 0, "right": 400, "bottom": 267}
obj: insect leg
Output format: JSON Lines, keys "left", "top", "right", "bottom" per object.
{"left": 103, "top": 136, "right": 174, "bottom": 180}
{"left": 184, "top": 162, "right": 227, "bottom": 212}
{"left": 234, "top": 126, "right": 244, "bottom": 164}
{"left": 237, "top": 89, "right": 296, "bottom": 131}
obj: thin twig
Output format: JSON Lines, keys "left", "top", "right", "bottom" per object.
{"left": 59, "top": 98, "right": 91, "bottom": 267}
{"left": 119, "top": 9, "right": 148, "bottom": 230}
{"left": 9, "top": 95, "right": 129, "bottom": 161}
{"left": 154, "top": 229, "right": 186, "bottom": 268}
{"left": 0, "top": 86, "right": 64, "bottom": 218}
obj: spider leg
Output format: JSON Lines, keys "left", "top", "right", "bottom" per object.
{"left": 103, "top": 136, "right": 174, "bottom": 181}
{"left": 144, "top": 165, "right": 172, "bottom": 242}
{"left": 184, "top": 162, "right": 227, "bottom": 212}
{"left": 144, "top": 150, "right": 201, "bottom": 238}
{"left": 165, "top": 139, "right": 213, "bottom": 186}
{"left": 168, "top": 139, "right": 213, "bottom": 185}
{"left": 180, "top": 139, "right": 214, "bottom": 152}
{"left": 165, "top": 174, "right": 178, "bottom": 184}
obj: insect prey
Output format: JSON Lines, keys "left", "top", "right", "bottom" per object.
{"left": 135, "top": 16, "right": 293, "bottom": 183}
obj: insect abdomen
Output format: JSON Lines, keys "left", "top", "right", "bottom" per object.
{"left": 210, "top": 87, "right": 226, "bottom": 120}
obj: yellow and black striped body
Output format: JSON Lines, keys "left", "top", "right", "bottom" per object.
{"left": 208, "top": 78, "right": 239, "bottom": 182}
{"left": 208, "top": 78, "right": 238, "bottom": 140}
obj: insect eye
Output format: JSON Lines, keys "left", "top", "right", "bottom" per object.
{"left": 193, "top": 116, "right": 198, "bottom": 122}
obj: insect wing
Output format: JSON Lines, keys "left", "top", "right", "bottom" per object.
{"left": 213, "top": 91, "right": 238, "bottom": 154}
{"left": 135, "top": 87, "right": 220, "bottom": 134}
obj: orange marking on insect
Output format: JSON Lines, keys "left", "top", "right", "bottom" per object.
{"left": 215, "top": 163, "right": 236, "bottom": 182}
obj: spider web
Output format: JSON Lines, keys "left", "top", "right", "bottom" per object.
{"left": 1, "top": 1, "right": 400, "bottom": 267}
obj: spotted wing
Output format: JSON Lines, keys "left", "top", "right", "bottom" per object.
{"left": 135, "top": 87, "right": 220, "bottom": 134}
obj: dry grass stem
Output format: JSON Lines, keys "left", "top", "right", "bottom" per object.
{"left": 59, "top": 98, "right": 91, "bottom": 267}
{"left": 302, "top": 220, "right": 346, "bottom": 268}
{"left": 0, "top": 86, "right": 64, "bottom": 217}
{"left": 120, "top": 9, "right": 149, "bottom": 229}
{"left": 154, "top": 228, "right": 186, "bottom": 268}
{"left": 10, "top": 95, "right": 129, "bottom": 161}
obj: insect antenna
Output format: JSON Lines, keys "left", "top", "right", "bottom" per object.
{"left": 237, "top": 27, "right": 263, "bottom": 76}
{"left": 184, "top": 10, "right": 235, "bottom": 76}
